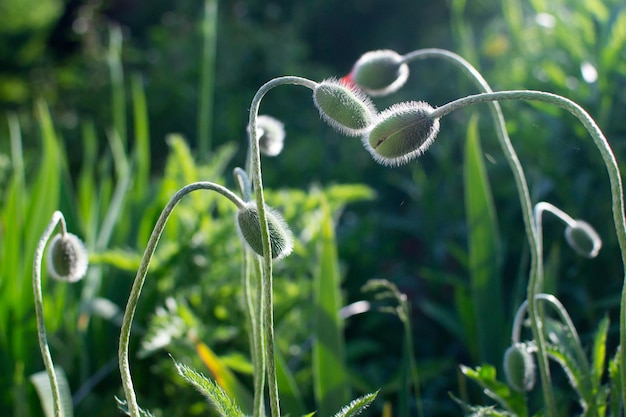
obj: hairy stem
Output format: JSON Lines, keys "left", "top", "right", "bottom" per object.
{"left": 118, "top": 182, "right": 244, "bottom": 417}
{"left": 247, "top": 76, "right": 318, "bottom": 417}
{"left": 403, "top": 49, "right": 556, "bottom": 415}
{"left": 432, "top": 89, "right": 626, "bottom": 410}
{"left": 33, "top": 211, "right": 67, "bottom": 417}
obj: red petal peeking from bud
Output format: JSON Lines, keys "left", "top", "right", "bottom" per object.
{"left": 340, "top": 73, "right": 356, "bottom": 88}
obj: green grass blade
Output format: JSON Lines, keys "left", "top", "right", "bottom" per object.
{"left": 591, "top": 315, "right": 609, "bottom": 390}
{"left": 30, "top": 367, "right": 74, "bottom": 417}
{"left": 312, "top": 192, "right": 349, "bottom": 417}
{"left": 463, "top": 114, "right": 504, "bottom": 366}
{"left": 107, "top": 24, "right": 127, "bottom": 147}
{"left": 197, "top": 0, "right": 218, "bottom": 156}
{"left": 131, "top": 73, "right": 150, "bottom": 197}
{"left": 275, "top": 348, "right": 306, "bottom": 417}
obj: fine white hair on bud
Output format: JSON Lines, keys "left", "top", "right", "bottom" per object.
{"left": 503, "top": 343, "right": 536, "bottom": 393}
{"left": 256, "top": 115, "right": 286, "bottom": 157}
{"left": 46, "top": 233, "right": 88, "bottom": 283}
{"left": 236, "top": 202, "right": 294, "bottom": 260}
{"left": 348, "top": 49, "right": 409, "bottom": 96}
{"left": 313, "top": 78, "right": 376, "bottom": 137}
{"left": 363, "top": 101, "right": 440, "bottom": 167}
{"left": 564, "top": 220, "right": 602, "bottom": 258}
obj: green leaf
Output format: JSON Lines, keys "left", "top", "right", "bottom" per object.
{"left": 459, "top": 364, "right": 527, "bottom": 416}
{"left": 275, "top": 348, "right": 307, "bottom": 417}
{"left": 115, "top": 397, "right": 156, "bottom": 417}
{"left": 331, "top": 391, "right": 378, "bottom": 417}
{"left": 609, "top": 348, "right": 622, "bottom": 417}
{"left": 313, "top": 192, "right": 349, "bottom": 417}
{"left": 130, "top": 73, "right": 150, "bottom": 197}
{"left": 590, "top": 315, "right": 609, "bottom": 390}
{"left": 30, "top": 367, "right": 73, "bottom": 417}
{"left": 463, "top": 114, "right": 504, "bottom": 366}
{"left": 174, "top": 360, "right": 245, "bottom": 417}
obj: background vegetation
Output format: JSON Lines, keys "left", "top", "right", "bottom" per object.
{"left": 1, "top": 0, "right": 625, "bottom": 415}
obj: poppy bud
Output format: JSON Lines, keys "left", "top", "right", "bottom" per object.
{"left": 313, "top": 78, "right": 375, "bottom": 136}
{"left": 503, "top": 344, "right": 536, "bottom": 393}
{"left": 256, "top": 115, "right": 286, "bottom": 157}
{"left": 564, "top": 220, "right": 602, "bottom": 258}
{"left": 363, "top": 101, "right": 440, "bottom": 167}
{"left": 46, "top": 233, "right": 88, "bottom": 283}
{"left": 347, "top": 49, "right": 409, "bottom": 96}
{"left": 236, "top": 203, "right": 294, "bottom": 260}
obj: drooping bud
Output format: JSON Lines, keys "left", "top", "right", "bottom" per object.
{"left": 503, "top": 343, "right": 536, "bottom": 393}
{"left": 363, "top": 101, "right": 440, "bottom": 167}
{"left": 256, "top": 115, "right": 286, "bottom": 157}
{"left": 46, "top": 233, "right": 88, "bottom": 283}
{"left": 564, "top": 220, "right": 602, "bottom": 258}
{"left": 313, "top": 78, "right": 376, "bottom": 136}
{"left": 346, "top": 49, "right": 409, "bottom": 96}
{"left": 236, "top": 202, "right": 294, "bottom": 260}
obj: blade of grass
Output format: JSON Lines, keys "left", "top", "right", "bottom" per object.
{"left": 463, "top": 114, "right": 504, "bottom": 366}
{"left": 274, "top": 348, "right": 306, "bottom": 417}
{"left": 197, "top": 0, "right": 218, "bottom": 156}
{"left": 312, "top": 192, "right": 349, "bottom": 417}
{"left": 107, "top": 24, "right": 127, "bottom": 147}
{"left": 131, "top": 73, "right": 150, "bottom": 199}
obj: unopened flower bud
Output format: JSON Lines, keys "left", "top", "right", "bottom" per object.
{"left": 346, "top": 49, "right": 409, "bottom": 96}
{"left": 313, "top": 78, "right": 375, "bottom": 136}
{"left": 236, "top": 203, "right": 294, "bottom": 260}
{"left": 256, "top": 115, "right": 286, "bottom": 157}
{"left": 363, "top": 101, "right": 440, "bottom": 167}
{"left": 503, "top": 343, "right": 536, "bottom": 393}
{"left": 565, "top": 220, "right": 602, "bottom": 258}
{"left": 46, "top": 233, "right": 88, "bottom": 283}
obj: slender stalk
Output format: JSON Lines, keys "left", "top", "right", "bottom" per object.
{"left": 247, "top": 76, "right": 318, "bottom": 417}
{"left": 512, "top": 294, "right": 589, "bottom": 375}
{"left": 252, "top": 257, "right": 266, "bottom": 417}
{"left": 431, "top": 89, "right": 626, "bottom": 409}
{"left": 33, "top": 211, "right": 67, "bottom": 417}
{"left": 118, "top": 182, "right": 244, "bottom": 417}
{"left": 512, "top": 294, "right": 596, "bottom": 415}
{"left": 403, "top": 49, "right": 555, "bottom": 415}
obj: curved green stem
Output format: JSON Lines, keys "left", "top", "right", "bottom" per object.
{"left": 512, "top": 294, "right": 589, "bottom": 375}
{"left": 247, "top": 75, "right": 318, "bottom": 417}
{"left": 512, "top": 294, "right": 596, "bottom": 415}
{"left": 431, "top": 89, "right": 626, "bottom": 410}
{"left": 33, "top": 210, "right": 67, "bottom": 417}
{"left": 118, "top": 182, "right": 244, "bottom": 417}
{"left": 403, "top": 49, "right": 555, "bottom": 415}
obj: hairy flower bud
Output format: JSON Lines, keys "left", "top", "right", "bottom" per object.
{"left": 363, "top": 101, "right": 440, "bottom": 167}
{"left": 346, "top": 49, "right": 409, "bottom": 96}
{"left": 236, "top": 202, "right": 294, "bottom": 260}
{"left": 565, "top": 220, "right": 602, "bottom": 258}
{"left": 256, "top": 115, "right": 286, "bottom": 157}
{"left": 46, "top": 233, "right": 88, "bottom": 283}
{"left": 503, "top": 344, "right": 536, "bottom": 393}
{"left": 313, "top": 78, "right": 375, "bottom": 136}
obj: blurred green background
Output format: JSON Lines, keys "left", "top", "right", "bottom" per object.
{"left": 1, "top": 0, "right": 626, "bottom": 415}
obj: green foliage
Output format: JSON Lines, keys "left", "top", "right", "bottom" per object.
{"left": 174, "top": 360, "right": 245, "bottom": 417}
{"left": 464, "top": 114, "right": 504, "bottom": 366}
{"left": 3, "top": 1, "right": 626, "bottom": 416}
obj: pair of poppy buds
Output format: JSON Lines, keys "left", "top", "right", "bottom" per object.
{"left": 315, "top": 49, "right": 440, "bottom": 167}
{"left": 257, "top": 50, "right": 439, "bottom": 167}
